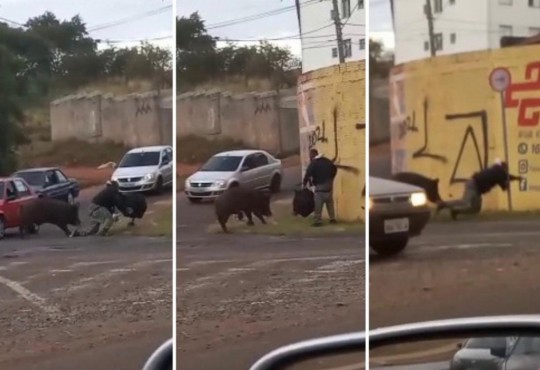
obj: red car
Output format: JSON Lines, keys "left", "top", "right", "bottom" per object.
{"left": 0, "top": 177, "right": 39, "bottom": 239}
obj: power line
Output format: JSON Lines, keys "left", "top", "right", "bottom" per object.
{"left": 206, "top": 0, "right": 318, "bottom": 30}
{"left": 88, "top": 5, "right": 172, "bottom": 32}
{"left": 218, "top": 33, "right": 365, "bottom": 43}
{"left": 97, "top": 35, "right": 172, "bottom": 44}
{"left": 0, "top": 16, "right": 25, "bottom": 28}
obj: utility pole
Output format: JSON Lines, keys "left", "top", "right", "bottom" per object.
{"left": 425, "top": 0, "right": 436, "bottom": 57}
{"left": 331, "top": 0, "right": 345, "bottom": 63}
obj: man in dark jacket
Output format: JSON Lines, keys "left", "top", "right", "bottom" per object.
{"left": 442, "top": 160, "right": 522, "bottom": 220}
{"left": 303, "top": 149, "right": 338, "bottom": 226}
{"left": 74, "top": 180, "right": 126, "bottom": 236}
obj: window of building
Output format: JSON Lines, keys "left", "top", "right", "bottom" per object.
{"left": 433, "top": 0, "right": 443, "bottom": 13}
{"left": 529, "top": 0, "right": 540, "bottom": 8}
{"left": 332, "top": 48, "right": 338, "bottom": 58}
{"left": 358, "top": 0, "right": 364, "bottom": 9}
{"left": 450, "top": 33, "right": 457, "bottom": 44}
{"left": 499, "top": 25, "right": 513, "bottom": 36}
{"left": 434, "top": 33, "right": 443, "bottom": 50}
{"left": 530, "top": 27, "right": 540, "bottom": 36}
{"left": 449, "top": 0, "right": 455, "bottom": 4}
{"left": 424, "top": 41, "right": 430, "bottom": 51}
{"left": 499, "top": 0, "right": 513, "bottom": 5}
{"left": 341, "top": 0, "right": 351, "bottom": 18}
{"left": 343, "top": 39, "right": 352, "bottom": 58}
{"left": 359, "top": 38, "right": 365, "bottom": 50}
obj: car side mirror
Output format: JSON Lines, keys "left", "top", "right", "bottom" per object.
{"left": 490, "top": 346, "right": 507, "bottom": 358}
{"left": 6, "top": 193, "right": 16, "bottom": 201}
{"left": 241, "top": 165, "right": 250, "bottom": 172}
{"left": 456, "top": 342, "right": 463, "bottom": 349}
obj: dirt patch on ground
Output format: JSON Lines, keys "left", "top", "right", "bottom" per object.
{"left": 19, "top": 139, "right": 128, "bottom": 169}
{"left": 62, "top": 167, "right": 113, "bottom": 189}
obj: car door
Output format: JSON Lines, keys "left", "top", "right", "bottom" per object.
{"left": 3, "top": 181, "right": 25, "bottom": 228}
{"left": 54, "top": 169, "right": 71, "bottom": 200}
{"left": 161, "top": 147, "right": 173, "bottom": 185}
{"left": 239, "top": 154, "right": 259, "bottom": 189}
{"left": 44, "top": 170, "right": 61, "bottom": 199}
{"left": 254, "top": 153, "right": 272, "bottom": 189}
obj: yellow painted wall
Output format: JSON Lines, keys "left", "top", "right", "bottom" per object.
{"left": 298, "top": 61, "right": 366, "bottom": 221}
{"left": 390, "top": 45, "right": 540, "bottom": 211}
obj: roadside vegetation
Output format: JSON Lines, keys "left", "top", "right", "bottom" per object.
{"left": 0, "top": 12, "right": 172, "bottom": 175}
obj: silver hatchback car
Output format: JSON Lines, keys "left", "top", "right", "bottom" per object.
{"left": 184, "top": 150, "right": 282, "bottom": 203}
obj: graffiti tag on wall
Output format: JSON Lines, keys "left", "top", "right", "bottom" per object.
{"left": 254, "top": 98, "right": 272, "bottom": 115}
{"left": 135, "top": 98, "right": 153, "bottom": 116}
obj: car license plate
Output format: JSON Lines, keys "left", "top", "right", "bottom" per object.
{"left": 384, "top": 218, "right": 409, "bottom": 234}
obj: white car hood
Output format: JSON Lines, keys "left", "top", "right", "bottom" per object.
{"left": 369, "top": 177, "right": 423, "bottom": 197}
{"left": 188, "top": 171, "right": 235, "bottom": 183}
{"left": 113, "top": 166, "right": 158, "bottom": 178}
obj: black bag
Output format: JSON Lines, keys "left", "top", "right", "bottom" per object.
{"left": 293, "top": 188, "right": 315, "bottom": 218}
{"left": 122, "top": 193, "right": 147, "bottom": 219}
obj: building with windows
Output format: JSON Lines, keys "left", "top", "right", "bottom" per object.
{"left": 391, "top": 0, "right": 540, "bottom": 64}
{"left": 297, "top": 0, "right": 366, "bottom": 72}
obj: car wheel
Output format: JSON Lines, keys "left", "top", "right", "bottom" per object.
{"left": 270, "top": 174, "right": 282, "bottom": 193}
{"left": 155, "top": 176, "right": 164, "bottom": 194}
{"left": 0, "top": 217, "right": 5, "bottom": 240}
{"left": 188, "top": 197, "right": 202, "bottom": 204}
{"left": 370, "top": 238, "right": 408, "bottom": 257}
{"left": 28, "top": 224, "right": 39, "bottom": 234}
{"left": 229, "top": 182, "right": 239, "bottom": 188}
{"left": 67, "top": 192, "right": 75, "bottom": 205}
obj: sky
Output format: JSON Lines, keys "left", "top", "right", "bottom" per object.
{"left": 0, "top": 0, "right": 173, "bottom": 49}
{"left": 177, "top": 0, "right": 301, "bottom": 56}
{"left": 370, "top": 0, "right": 394, "bottom": 50}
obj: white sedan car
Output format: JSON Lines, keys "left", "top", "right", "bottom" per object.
{"left": 185, "top": 150, "right": 282, "bottom": 203}
{"left": 112, "top": 145, "right": 173, "bottom": 193}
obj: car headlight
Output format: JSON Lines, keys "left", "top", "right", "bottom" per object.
{"left": 145, "top": 173, "right": 156, "bottom": 181}
{"left": 111, "top": 175, "right": 118, "bottom": 182}
{"left": 214, "top": 180, "right": 226, "bottom": 188}
{"left": 185, "top": 179, "right": 190, "bottom": 188}
{"left": 410, "top": 192, "right": 427, "bottom": 207}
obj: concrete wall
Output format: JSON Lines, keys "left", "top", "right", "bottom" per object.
{"left": 390, "top": 44, "right": 540, "bottom": 211}
{"left": 51, "top": 89, "right": 172, "bottom": 147}
{"left": 298, "top": 60, "right": 366, "bottom": 222}
{"left": 177, "top": 89, "right": 300, "bottom": 157}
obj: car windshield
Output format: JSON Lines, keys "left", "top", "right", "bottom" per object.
{"left": 0, "top": 182, "right": 4, "bottom": 200}
{"left": 15, "top": 171, "right": 45, "bottom": 187}
{"left": 118, "top": 152, "right": 160, "bottom": 168}
{"left": 200, "top": 156, "right": 242, "bottom": 172}
{"left": 465, "top": 337, "right": 507, "bottom": 349}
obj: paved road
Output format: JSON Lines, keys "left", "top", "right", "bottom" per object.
{"left": 177, "top": 165, "right": 364, "bottom": 369}
{"left": 0, "top": 188, "right": 172, "bottom": 369}
{"left": 371, "top": 219, "right": 540, "bottom": 334}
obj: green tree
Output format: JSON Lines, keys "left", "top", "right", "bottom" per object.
{"left": 369, "top": 39, "right": 393, "bottom": 78}
{"left": 0, "top": 45, "right": 25, "bottom": 175}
